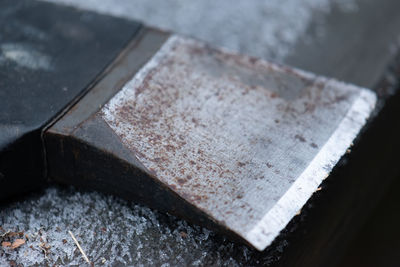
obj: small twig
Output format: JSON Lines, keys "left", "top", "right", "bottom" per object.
{"left": 68, "top": 230, "right": 90, "bottom": 264}
{"left": 0, "top": 230, "right": 10, "bottom": 239}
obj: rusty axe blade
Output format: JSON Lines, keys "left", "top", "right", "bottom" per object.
{"left": 45, "top": 31, "right": 376, "bottom": 250}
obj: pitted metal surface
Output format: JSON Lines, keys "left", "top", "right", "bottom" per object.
{"left": 101, "top": 35, "right": 376, "bottom": 250}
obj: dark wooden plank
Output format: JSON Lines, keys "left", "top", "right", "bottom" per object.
{"left": 0, "top": 0, "right": 141, "bottom": 199}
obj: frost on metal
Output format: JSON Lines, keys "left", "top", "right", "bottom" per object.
{"left": 101, "top": 35, "right": 376, "bottom": 250}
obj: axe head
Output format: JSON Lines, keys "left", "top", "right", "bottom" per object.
{"left": 95, "top": 36, "right": 375, "bottom": 250}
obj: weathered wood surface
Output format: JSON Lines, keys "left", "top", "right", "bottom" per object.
{"left": 2, "top": 0, "right": 400, "bottom": 265}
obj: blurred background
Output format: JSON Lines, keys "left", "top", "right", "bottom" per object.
{"left": 1, "top": 0, "right": 400, "bottom": 266}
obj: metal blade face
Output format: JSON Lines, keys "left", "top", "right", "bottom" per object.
{"left": 101, "top": 35, "right": 376, "bottom": 250}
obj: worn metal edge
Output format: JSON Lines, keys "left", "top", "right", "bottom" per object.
{"left": 102, "top": 36, "right": 178, "bottom": 120}
{"left": 246, "top": 88, "right": 376, "bottom": 250}
{"left": 40, "top": 25, "right": 144, "bottom": 180}
{"left": 48, "top": 27, "right": 170, "bottom": 136}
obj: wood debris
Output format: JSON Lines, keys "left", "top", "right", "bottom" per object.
{"left": 180, "top": 231, "right": 188, "bottom": 238}
{"left": 1, "top": 239, "right": 25, "bottom": 249}
{"left": 1, "top": 241, "right": 11, "bottom": 248}
{"left": 11, "top": 239, "right": 25, "bottom": 249}
{"left": 1, "top": 228, "right": 26, "bottom": 250}
{"left": 39, "top": 242, "right": 51, "bottom": 256}
{"left": 68, "top": 230, "right": 90, "bottom": 264}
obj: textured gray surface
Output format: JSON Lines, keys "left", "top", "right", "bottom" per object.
{"left": 0, "top": 0, "right": 361, "bottom": 266}
{"left": 1, "top": 188, "right": 249, "bottom": 266}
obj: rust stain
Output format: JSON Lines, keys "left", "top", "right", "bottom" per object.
{"left": 310, "top": 143, "right": 318, "bottom": 148}
{"left": 294, "top": 134, "right": 306, "bottom": 143}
